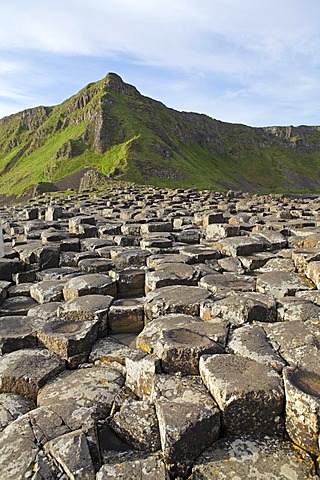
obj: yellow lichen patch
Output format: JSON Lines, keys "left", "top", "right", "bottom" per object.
{"left": 139, "top": 343, "right": 150, "bottom": 353}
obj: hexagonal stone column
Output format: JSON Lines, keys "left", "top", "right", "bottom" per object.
{"left": 200, "top": 354, "right": 284, "bottom": 436}
{"left": 145, "top": 285, "right": 211, "bottom": 322}
{"left": 108, "top": 298, "right": 144, "bottom": 334}
{"left": 0, "top": 349, "right": 65, "bottom": 400}
{"left": 37, "top": 318, "right": 101, "bottom": 368}
{"left": 256, "top": 271, "right": 314, "bottom": 298}
{"left": 190, "top": 435, "right": 318, "bottom": 480}
{"left": 58, "top": 294, "right": 113, "bottom": 336}
{"left": 63, "top": 274, "right": 117, "bottom": 301}
{"left": 284, "top": 367, "right": 320, "bottom": 455}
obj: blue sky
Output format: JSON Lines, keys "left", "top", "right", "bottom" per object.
{"left": 0, "top": 0, "right": 320, "bottom": 126}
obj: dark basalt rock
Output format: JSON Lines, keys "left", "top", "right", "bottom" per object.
{"left": 0, "top": 185, "right": 319, "bottom": 476}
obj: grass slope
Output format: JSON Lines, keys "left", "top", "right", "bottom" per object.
{"left": 1, "top": 72, "right": 320, "bottom": 196}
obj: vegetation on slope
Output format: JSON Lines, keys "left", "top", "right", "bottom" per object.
{"left": 0, "top": 72, "right": 320, "bottom": 197}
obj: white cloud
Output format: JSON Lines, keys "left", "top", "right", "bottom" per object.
{"left": 0, "top": 0, "right": 320, "bottom": 124}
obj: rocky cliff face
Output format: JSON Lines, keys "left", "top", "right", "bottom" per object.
{"left": 1, "top": 72, "right": 320, "bottom": 197}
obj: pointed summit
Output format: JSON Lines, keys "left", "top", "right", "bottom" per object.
{"left": 103, "top": 72, "right": 139, "bottom": 96}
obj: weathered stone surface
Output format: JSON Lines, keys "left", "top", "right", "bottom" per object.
{"left": 153, "top": 325, "right": 223, "bottom": 375}
{"left": 0, "top": 295, "right": 38, "bottom": 315}
{"left": 27, "top": 301, "right": 60, "bottom": 320}
{"left": 189, "top": 435, "right": 318, "bottom": 480}
{"left": 108, "top": 297, "right": 144, "bottom": 333}
{"left": 0, "top": 393, "right": 34, "bottom": 431}
{"left": 0, "top": 315, "right": 40, "bottom": 354}
{"left": 38, "top": 366, "right": 124, "bottom": 422}
{"left": 78, "top": 257, "right": 114, "bottom": 273}
{"left": 58, "top": 294, "right": 113, "bottom": 334}
{"left": 257, "top": 256, "right": 296, "bottom": 273}
{"left": 145, "top": 285, "right": 211, "bottom": 322}
{"left": 44, "top": 429, "right": 96, "bottom": 480}
{"left": 263, "top": 320, "right": 320, "bottom": 375}
{"left": 125, "top": 353, "right": 161, "bottom": 399}
{"left": 201, "top": 292, "right": 277, "bottom": 325}
{"left": 89, "top": 336, "right": 136, "bottom": 365}
{"left": 217, "top": 256, "right": 244, "bottom": 274}
{"left": 111, "top": 248, "right": 150, "bottom": 269}
{"left": 156, "top": 399, "right": 220, "bottom": 477}
{"left": 200, "top": 354, "right": 284, "bottom": 435}
{"left": 213, "top": 236, "right": 264, "bottom": 257}
{"left": 96, "top": 453, "right": 167, "bottom": 479}
{"left": 136, "top": 314, "right": 228, "bottom": 354}
{"left": 283, "top": 367, "right": 320, "bottom": 455}
{"left": 0, "top": 348, "right": 65, "bottom": 400}
{"left": 110, "top": 400, "right": 161, "bottom": 452}
{"left": 199, "top": 272, "right": 256, "bottom": 295}
{"left": 63, "top": 273, "right": 117, "bottom": 301}
{"left": 37, "top": 318, "right": 101, "bottom": 367}
{"left": 145, "top": 262, "right": 197, "bottom": 293}
{"left": 30, "top": 279, "right": 65, "bottom": 303}
{"left": 307, "top": 260, "right": 320, "bottom": 289}
{"left": 206, "top": 223, "right": 240, "bottom": 239}
{"left": 227, "top": 324, "right": 286, "bottom": 372}
{"left": 0, "top": 407, "right": 69, "bottom": 480}
{"left": 109, "top": 268, "right": 145, "bottom": 297}
{"left": 277, "top": 296, "right": 320, "bottom": 322}
{"left": 256, "top": 270, "right": 314, "bottom": 298}
{"left": 179, "top": 244, "right": 221, "bottom": 263}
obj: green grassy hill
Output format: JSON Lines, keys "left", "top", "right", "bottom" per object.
{"left": 1, "top": 72, "right": 320, "bottom": 197}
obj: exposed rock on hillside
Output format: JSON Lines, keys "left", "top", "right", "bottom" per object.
{"left": 1, "top": 73, "right": 320, "bottom": 198}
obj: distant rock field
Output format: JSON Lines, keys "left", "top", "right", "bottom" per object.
{"left": 0, "top": 184, "right": 319, "bottom": 479}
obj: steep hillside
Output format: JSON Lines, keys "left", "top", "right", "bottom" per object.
{"left": 1, "top": 72, "right": 320, "bottom": 197}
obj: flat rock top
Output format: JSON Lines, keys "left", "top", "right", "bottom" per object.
{"left": 200, "top": 354, "right": 282, "bottom": 397}
{"left": 190, "top": 435, "right": 318, "bottom": 480}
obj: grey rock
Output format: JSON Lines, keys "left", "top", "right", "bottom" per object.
{"left": 37, "top": 318, "right": 101, "bottom": 368}
{"left": 227, "top": 324, "right": 286, "bottom": 372}
{"left": 58, "top": 294, "right": 113, "bottom": 335}
{"left": 96, "top": 453, "right": 168, "bottom": 479}
{"left": 0, "top": 348, "right": 65, "bottom": 400}
{"left": 30, "top": 280, "right": 65, "bottom": 303}
{"left": 0, "top": 295, "right": 38, "bottom": 315}
{"left": 38, "top": 365, "right": 124, "bottom": 422}
{"left": 44, "top": 429, "right": 95, "bottom": 480}
{"left": 156, "top": 399, "right": 220, "bottom": 477}
{"left": 199, "top": 272, "right": 256, "bottom": 295}
{"left": 108, "top": 297, "right": 145, "bottom": 334}
{"left": 110, "top": 400, "right": 161, "bottom": 452}
{"left": 0, "top": 407, "right": 69, "bottom": 480}
{"left": 63, "top": 274, "right": 117, "bottom": 301}
{"left": 189, "top": 435, "right": 318, "bottom": 480}
{"left": 145, "top": 263, "right": 198, "bottom": 293}
{"left": 0, "top": 393, "right": 34, "bottom": 431}
{"left": 125, "top": 353, "right": 161, "bottom": 399}
{"left": 201, "top": 292, "right": 276, "bottom": 326}
{"left": 283, "top": 367, "right": 320, "bottom": 455}
{"left": 200, "top": 354, "right": 284, "bottom": 436}
{"left": 256, "top": 270, "right": 314, "bottom": 298}
{"left": 145, "top": 285, "right": 211, "bottom": 322}
{"left": 263, "top": 320, "right": 320, "bottom": 375}
{"left": 0, "top": 315, "right": 39, "bottom": 354}
{"left": 277, "top": 296, "right": 320, "bottom": 322}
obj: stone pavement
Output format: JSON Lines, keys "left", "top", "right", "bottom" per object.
{"left": 0, "top": 185, "right": 319, "bottom": 479}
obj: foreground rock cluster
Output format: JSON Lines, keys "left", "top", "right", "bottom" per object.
{"left": 0, "top": 184, "right": 319, "bottom": 479}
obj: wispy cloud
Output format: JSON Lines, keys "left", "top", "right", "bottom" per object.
{"left": 0, "top": 0, "right": 320, "bottom": 125}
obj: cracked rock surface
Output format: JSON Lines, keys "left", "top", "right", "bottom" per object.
{"left": 0, "top": 185, "right": 320, "bottom": 478}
